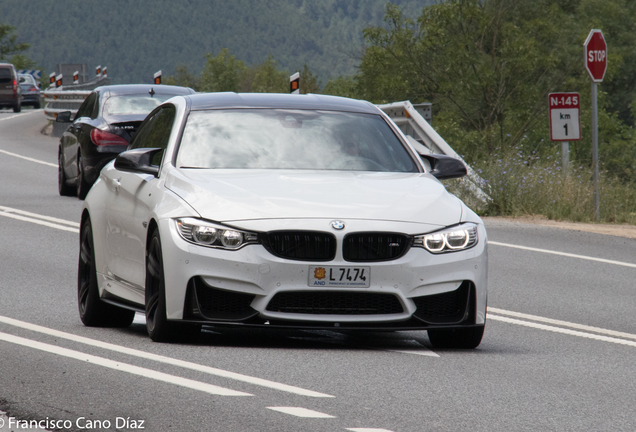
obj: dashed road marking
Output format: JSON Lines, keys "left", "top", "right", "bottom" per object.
{"left": 267, "top": 407, "right": 336, "bottom": 418}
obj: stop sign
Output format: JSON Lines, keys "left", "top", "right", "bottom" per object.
{"left": 584, "top": 29, "right": 607, "bottom": 82}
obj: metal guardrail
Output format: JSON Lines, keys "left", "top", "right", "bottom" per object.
{"left": 43, "top": 75, "right": 111, "bottom": 121}
{"left": 379, "top": 100, "right": 489, "bottom": 203}
{"left": 43, "top": 89, "right": 90, "bottom": 121}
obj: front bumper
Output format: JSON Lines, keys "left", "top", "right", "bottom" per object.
{"left": 158, "top": 218, "right": 488, "bottom": 330}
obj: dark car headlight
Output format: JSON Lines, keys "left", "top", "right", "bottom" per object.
{"left": 413, "top": 223, "right": 478, "bottom": 254}
{"left": 175, "top": 218, "right": 259, "bottom": 250}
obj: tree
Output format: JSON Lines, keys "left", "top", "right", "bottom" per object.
{"left": 200, "top": 48, "right": 247, "bottom": 93}
{"left": 251, "top": 55, "right": 288, "bottom": 93}
{"left": 0, "top": 24, "right": 29, "bottom": 60}
{"left": 164, "top": 65, "right": 200, "bottom": 90}
{"left": 358, "top": 1, "right": 587, "bottom": 159}
{"left": 322, "top": 75, "right": 358, "bottom": 98}
{"left": 299, "top": 64, "right": 321, "bottom": 94}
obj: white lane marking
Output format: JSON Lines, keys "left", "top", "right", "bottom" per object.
{"left": 389, "top": 348, "right": 439, "bottom": 357}
{"left": 488, "top": 314, "right": 636, "bottom": 348}
{"left": 489, "top": 241, "right": 636, "bottom": 269}
{"left": 0, "top": 331, "right": 251, "bottom": 396}
{"left": 267, "top": 407, "right": 336, "bottom": 418}
{"left": 0, "top": 149, "right": 57, "bottom": 167}
{"left": 0, "top": 206, "right": 79, "bottom": 227}
{"left": 388, "top": 340, "right": 439, "bottom": 357}
{"left": 0, "top": 208, "right": 79, "bottom": 233}
{"left": 489, "top": 307, "right": 636, "bottom": 341}
{"left": 0, "top": 315, "right": 333, "bottom": 398}
{"left": 0, "top": 110, "right": 41, "bottom": 121}
{"left": 346, "top": 429, "right": 396, "bottom": 432}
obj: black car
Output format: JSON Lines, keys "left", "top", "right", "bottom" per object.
{"left": 19, "top": 73, "right": 41, "bottom": 108}
{"left": 58, "top": 84, "right": 195, "bottom": 199}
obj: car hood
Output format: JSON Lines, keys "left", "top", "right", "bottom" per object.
{"left": 164, "top": 169, "right": 463, "bottom": 226}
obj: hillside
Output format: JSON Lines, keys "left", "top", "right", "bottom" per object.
{"left": 0, "top": 0, "right": 430, "bottom": 85}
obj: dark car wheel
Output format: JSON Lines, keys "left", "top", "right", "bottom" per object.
{"left": 78, "top": 218, "right": 135, "bottom": 327}
{"left": 34, "top": 101, "right": 41, "bottom": 109}
{"left": 427, "top": 324, "right": 485, "bottom": 349}
{"left": 77, "top": 152, "right": 91, "bottom": 200}
{"left": 145, "top": 229, "right": 200, "bottom": 342}
{"left": 58, "top": 152, "right": 75, "bottom": 196}
{"left": 13, "top": 102, "right": 21, "bottom": 113}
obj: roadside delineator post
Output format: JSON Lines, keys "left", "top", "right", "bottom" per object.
{"left": 154, "top": 70, "right": 162, "bottom": 85}
{"left": 290, "top": 72, "right": 300, "bottom": 94}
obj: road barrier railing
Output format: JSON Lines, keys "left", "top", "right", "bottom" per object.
{"left": 43, "top": 88, "right": 90, "bottom": 121}
{"left": 379, "top": 100, "right": 490, "bottom": 204}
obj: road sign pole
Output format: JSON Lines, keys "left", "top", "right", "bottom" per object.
{"left": 584, "top": 29, "right": 606, "bottom": 221}
{"left": 591, "top": 82, "right": 600, "bottom": 220}
{"left": 561, "top": 141, "right": 569, "bottom": 173}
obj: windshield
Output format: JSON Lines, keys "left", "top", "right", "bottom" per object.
{"left": 176, "top": 109, "right": 418, "bottom": 172}
{"left": 103, "top": 95, "right": 175, "bottom": 116}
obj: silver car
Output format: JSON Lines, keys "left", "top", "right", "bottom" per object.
{"left": 78, "top": 93, "right": 488, "bottom": 348}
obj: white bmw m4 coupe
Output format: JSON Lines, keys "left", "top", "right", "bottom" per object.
{"left": 78, "top": 92, "right": 488, "bottom": 347}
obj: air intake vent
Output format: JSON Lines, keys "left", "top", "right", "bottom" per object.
{"left": 412, "top": 282, "right": 471, "bottom": 324}
{"left": 191, "top": 277, "right": 257, "bottom": 320}
{"left": 264, "top": 231, "right": 336, "bottom": 261}
{"left": 343, "top": 233, "right": 410, "bottom": 262}
{"left": 266, "top": 291, "right": 403, "bottom": 315}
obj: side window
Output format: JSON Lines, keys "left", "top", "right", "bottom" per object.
{"left": 130, "top": 105, "right": 176, "bottom": 166}
{"left": 75, "top": 92, "right": 97, "bottom": 120}
{"left": 90, "top": 92, "right": 100, "bottom": 119}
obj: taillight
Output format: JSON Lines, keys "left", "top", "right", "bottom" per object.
{"left": 12, "top": 79, "right": 17, "bottom": 95}
{"left": 90, "top": 129, "right": 129, "bottom": 146}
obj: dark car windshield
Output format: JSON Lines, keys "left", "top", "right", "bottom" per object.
{"left": 103, "top": 95, "right": 176, "bottom": 116}
{"left": 176, "top": 109, "right": 418, "bottom": 172}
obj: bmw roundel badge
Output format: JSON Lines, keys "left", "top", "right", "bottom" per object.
{"left": 331, "top": 220, "right": 345, "bottom": 230}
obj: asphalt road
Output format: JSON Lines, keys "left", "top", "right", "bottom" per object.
{"left": 1, "top": 109, "right": 635, "bottom": 432}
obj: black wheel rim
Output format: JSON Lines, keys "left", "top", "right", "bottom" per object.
{"left": 145, "top": 236, "right": 163, "bottom": 333}
{"left": 78, "top": 223, "right": 93, "bottom": 316}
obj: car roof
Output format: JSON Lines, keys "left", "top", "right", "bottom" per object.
{"left": 185, "top": 92, "right": 380, "bottom": 115}
{"left": 95, "top": 84, "right": 196, "bottom": 97}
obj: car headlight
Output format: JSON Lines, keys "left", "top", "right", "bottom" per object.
{"left": 175, "top": 218, "right": 259, "bottom": 250}
{"left": 413, "top": 223, "right": 478, "bottom": 254}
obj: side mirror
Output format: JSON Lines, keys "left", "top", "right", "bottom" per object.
{"left": 419, "top": 153, "right": 467, "bottom": 180}
{"left": 114, "top": 148, "right": 162, "bottom": 177}
{"left": 56, "top": 111, "right": 72, "bottom": 122}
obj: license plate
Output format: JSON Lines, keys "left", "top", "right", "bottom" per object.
{"left": 308, "top": 266, "right": 370, "bottom": 288}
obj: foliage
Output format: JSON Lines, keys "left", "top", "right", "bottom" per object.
{"left": 164, "top": 65, "right": 200, "bottom": 91}
{"left": 0, "top": 23, "right": 29, "bottom": 60}
{"left": 199, "top": 49, "right": 247, "bottom": 93}
{"left": 446, "top": 148, "right": 636, "bottom": 224}
{"left": 322, "top": 75, "right": 358, "bottom": 98}
{"left": 1, "top": 0, "right": 429, "bottom": 85}
{"left": 357, "top": 0, "right": 636, "bottom": 184}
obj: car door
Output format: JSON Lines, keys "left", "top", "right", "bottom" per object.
{"left": 61, "top": 92, "right": 98, "bottom": 179}
{"left": 104, "top": 104, "right": 177, "bottom": 291}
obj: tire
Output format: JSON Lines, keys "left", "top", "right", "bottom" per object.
{"left": 58, "top": 151, "right": 75, "bottom": 196}
{"left": 427, "top": 325, "right": 485, "bottom": 349}
{"left": 13, "top": 102, "right": 21, "bottom": 113}
{"left": 34, "top": 102, "right": 41, "bottom": 109}
{"left": 145, "top": 229, "right": 200, "bottom": 342}
{"left": 78, "top": 218, "right": 135, "bottom": 327}
{"left": 77, "top": 152, "right": 91, "bottom": 200}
